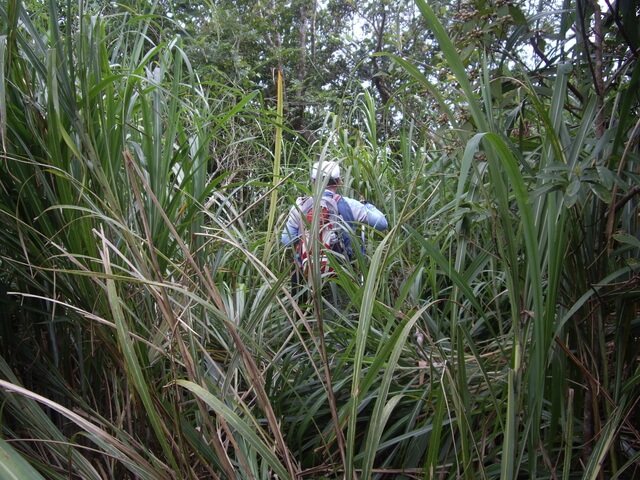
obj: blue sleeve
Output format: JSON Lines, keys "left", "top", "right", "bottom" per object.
{"left": 281, "top": 207, "right": 300, "bottom": 246}
{"left": 342, "top": 197, "right": 388, "bottom": 231}
{"left": 362, "top": 202, "right": 388, "bottom": 231}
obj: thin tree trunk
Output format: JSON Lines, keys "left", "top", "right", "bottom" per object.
{"left": 591, "top": 0, "right": 605, "bottom": 139}
{"left": 292, "top": 2, "right": 309, "bottom": 135}
{"left": 371, "top": 5, "right": 391, "bottom": 106}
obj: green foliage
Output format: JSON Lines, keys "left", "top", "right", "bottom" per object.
{"left": 1, "top": 0, "right": 639, "bottom": 479}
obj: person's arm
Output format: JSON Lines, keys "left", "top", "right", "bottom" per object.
{"left": 361, "top": 201, "right": 388, "bottom": 231}
{"left": 281, "top": 212, "right": 298, "bottom": 246}
{"left": 342, "top": 197, "right": 388, "bottom": 231}
{"left": 281, "top": 200, "right": 305, "bottom": 246}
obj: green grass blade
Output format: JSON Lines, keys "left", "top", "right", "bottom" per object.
{"left": 344, "top": 223, "right": 397, "bottom": 479}
{"left": 414, "top": 0, "right": 487, "bottom": 131}
{"left": 0, "top": 379, "right": 169, "bottom": 479}
{"left": 98, "top": 227, "right": 179, "bottom": 474}
{"left": 176, "top": 380, "right": 292, "bottom": 479}
{"left": 424, "top": 380, "right": 447, "bottom": 479}
{"left": 264, "top": 69, "right": 284, "bottom": 263}
{"left": 361, "top": 304, "right": 430, "bottom": 479}
{"left": 0, "top": 437, "right": 47, "bottom": 480}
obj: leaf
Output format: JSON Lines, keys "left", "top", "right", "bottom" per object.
{"left": 98, "top": 227, "right": 179, "bottom": 474}
{"left": 175, "top": 380, "right": 291, "bottom": 480}
{"left": 414, "top": 0, "right": 488, "bottom": 131}
{"left": 361, "top": 305, "right": 429, "bottom": 479}
{"left": 564, "top": 178, "right": 581, "bottom": 207}
{"left": 589, "top": 183, "right": 612, "bottom": 203}
{"left": 612, "top": 233, "right": 640, "bottom": 249}
{"left": 537, "top": 172, "right": 567, "bottom": 182}
{"left": 596, "top": 166, "right": 615, "bottom": 190}
{"left": 0, "top": 437, "right": 47, "bottom": 480}
{"left": 509, "top": 6, "right": 528, "bottom": 25}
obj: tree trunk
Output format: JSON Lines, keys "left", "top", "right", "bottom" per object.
{"left": 292, "top": 2, "right": 309, "bottom": 136}
{"left": 371, "top": 5, "right": 391, "bottom": 106}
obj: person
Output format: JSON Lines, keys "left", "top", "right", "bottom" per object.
{"left": 281, "top": 160, "right": 388, "bottom": 298}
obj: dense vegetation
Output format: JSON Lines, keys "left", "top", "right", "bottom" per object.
{"left": 1, "top": 0, "right": 639, "bottom": 478}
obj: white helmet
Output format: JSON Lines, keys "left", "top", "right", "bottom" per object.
{"left": 311, "top": 161, "right": 340, "bottom": 181}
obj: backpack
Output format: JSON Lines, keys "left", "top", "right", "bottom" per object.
{"left": 295, "top": 194, "right": 350, "bottom": 278}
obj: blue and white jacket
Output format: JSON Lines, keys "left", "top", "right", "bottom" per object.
{"left": 281, "top": 190, "right": 388, "bottom": 258}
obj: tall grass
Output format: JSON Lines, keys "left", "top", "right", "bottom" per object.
{"left": 399, "top": 1, "right": 640, "bottom": 478}
{"left": 0, "top": 0, "right": 639, "bottom": 479}
{"left": 0, "top": 1, "right": 288, "bottom": 477}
